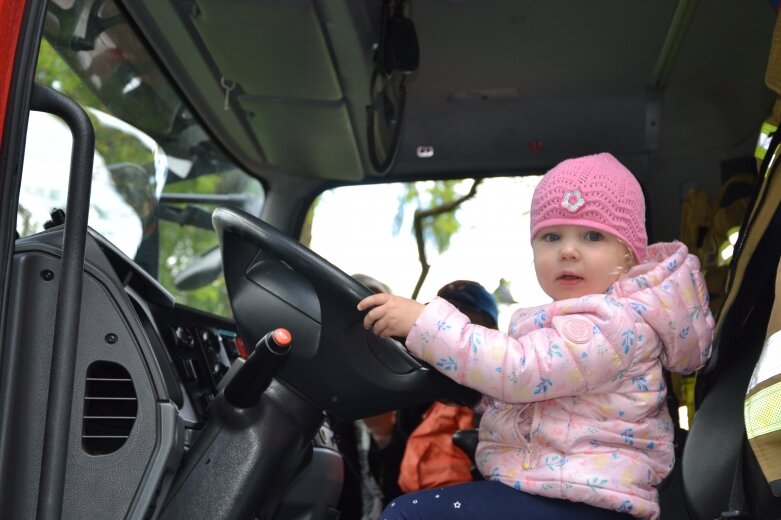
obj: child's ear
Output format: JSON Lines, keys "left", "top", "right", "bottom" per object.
{"left": 613, "top": 247, "right": 636, "bottom": 276}
{"left": 625, "top": 248, "right": 636, "bottom": 269}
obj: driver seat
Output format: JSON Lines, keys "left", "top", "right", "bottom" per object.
{"left": 680, "top": 304, "right": 779, "bottom": 519}
{"left": 678, "top": 110, "right": 781, "bottom": 518}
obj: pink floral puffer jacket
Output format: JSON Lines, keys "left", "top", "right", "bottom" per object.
{"left": 404, "top": 242, "right": 715, "bottom": 519}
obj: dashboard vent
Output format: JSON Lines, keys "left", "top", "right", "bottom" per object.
{"left": 82, "top": 361, "right": 137, "bottom": 455}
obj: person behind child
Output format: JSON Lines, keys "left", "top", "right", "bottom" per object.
{"left": 357, "top": 152, "right": 715, "bottom": 519}
{"left": 366, "top": 281, "right": 500, "bottom": 506}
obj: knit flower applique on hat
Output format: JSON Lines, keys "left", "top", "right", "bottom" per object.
{"left": 561, "top": 190, "right": 585, "bottom": 212}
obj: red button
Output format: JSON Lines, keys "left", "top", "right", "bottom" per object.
{"left": 273, "top": 328, "right": 292, "bottom": 347}
{"left": 235, "top": 336, "right": 249, "bottom": 359}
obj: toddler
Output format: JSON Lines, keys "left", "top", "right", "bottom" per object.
{"left": 357, "top": 153, "right": 715, "bottom": 519}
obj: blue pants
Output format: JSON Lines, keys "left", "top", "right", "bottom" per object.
{"left": 379, "top": 480, "right": 635, "bottom": 519}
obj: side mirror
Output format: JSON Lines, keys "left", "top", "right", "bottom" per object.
{"left": 173, "top": 245, "right": 222, "bottom": 290}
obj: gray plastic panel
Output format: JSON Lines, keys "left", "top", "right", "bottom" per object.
{"left": 274, "top": 447, "right": 343, "bottom": 520}
{"left": 0, "top": 234, "right": 182, "bottom": 519}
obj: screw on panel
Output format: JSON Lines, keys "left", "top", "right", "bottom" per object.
{"left": 40, "top": 270, "right": 55, "bottom": 281}
{"left": 105, "top": 333, "right": 118, "bottom": 344}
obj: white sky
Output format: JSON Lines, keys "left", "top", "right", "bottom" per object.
{"left": 309, "top": 176, "right": 551, "bottom": 331}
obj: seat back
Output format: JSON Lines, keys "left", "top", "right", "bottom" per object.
{"left": 682, "top": 99, "right": 781, "bottom": 518}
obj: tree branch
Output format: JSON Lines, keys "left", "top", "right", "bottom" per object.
{"left": 410, "top": 179, "right": 482, "bottom": 299}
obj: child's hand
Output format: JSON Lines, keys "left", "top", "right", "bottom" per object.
{"left": 357, "top": 293, "right": 425, "bottom": 339}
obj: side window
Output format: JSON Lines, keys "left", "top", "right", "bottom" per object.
{"left": 21, "top": 15, "right": 264, "bottom": 318}
{"left": 305, "top": 177, "right": 548, "bottom": 329}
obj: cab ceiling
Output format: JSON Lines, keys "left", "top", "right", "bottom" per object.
{"left": 123, "top": 0, "right": 775, "bottom": 184}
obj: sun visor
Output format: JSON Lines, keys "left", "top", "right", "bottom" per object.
{"left": 238, "top": 95, "right": 362, "bottom": 180}
{"left": 191, "top": 0, "right": 342, "bottom": 101}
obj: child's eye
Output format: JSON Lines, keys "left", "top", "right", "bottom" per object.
{"left": 543, "top": 233, "right": 560, "bottom": 242}
{"left": 585, "top": 231, "right": 603, "bottom": 241}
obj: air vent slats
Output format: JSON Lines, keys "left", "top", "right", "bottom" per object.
{"left": 82, "top": 361, "right": 137, "bottom": 455}
{"left": 83, "top": 416, "right": 136, "bottom": 419}
{"left": 84, "top": 397, "right": 138, "bottom": 400}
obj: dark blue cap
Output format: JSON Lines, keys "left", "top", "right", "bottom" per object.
{"left": 437, "top": 280, "right": 499, "bottom": 328}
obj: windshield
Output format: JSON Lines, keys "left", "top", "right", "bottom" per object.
{"left": 18, "top": 0, "right": 263, "bottom": 317}
{"left": 307, "top": 177, "right": 550, "bottom": 330}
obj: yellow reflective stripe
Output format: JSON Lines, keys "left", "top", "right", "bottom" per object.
{"left": 756, "top": 121, "right": 778, "bottom": 161}
{"left": 745, "top": 380, "right": 781, "bottom": 438}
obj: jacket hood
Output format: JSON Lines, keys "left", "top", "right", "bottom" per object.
{"left": 613, "top": 241, "right": 715, "bottom": 374}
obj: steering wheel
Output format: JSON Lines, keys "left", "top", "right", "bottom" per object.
{"left": 213, "top": 207, "right": 479, "bottom": 420}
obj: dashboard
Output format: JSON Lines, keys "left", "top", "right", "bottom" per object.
{"left": 5, "top": 219, "right": 476, "bottom": 518}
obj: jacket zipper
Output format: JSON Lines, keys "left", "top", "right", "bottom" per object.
{"left": 523, "top": 403, "right": 542, "bottom": 470}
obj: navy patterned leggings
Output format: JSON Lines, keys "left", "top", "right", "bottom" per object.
{"left": 378, "top": 480, "right": 636, "bottom": 519}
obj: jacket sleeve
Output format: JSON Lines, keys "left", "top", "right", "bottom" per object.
{"left": 626, "top": 252, "right": 715, "bottom": 374}
{"left": 404, "top": 297, "right": 638, "bottom": 403}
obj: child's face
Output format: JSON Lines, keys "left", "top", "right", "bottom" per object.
{"left": 532, "top": 225, "right": 632, "bottom": 301}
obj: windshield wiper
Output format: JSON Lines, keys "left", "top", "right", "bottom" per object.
{"left": 159, "top": 193, "right": 256, "bottom": 207}
{"left": 157, "top": 204, "right": 213, "bottom": 231}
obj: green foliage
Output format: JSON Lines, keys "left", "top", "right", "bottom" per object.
{"left": 157, "top": 171, "right": 263, "bottom": 317}
{"left": 159, "top": 173, "right": 239, "bottom": 318}
{"left": 394, "top": 180, "right": 470, "bottom": 253}
{"left": 31, "top": 37, "right": 266, "bottom": 318}
{"left": 35, "top": 39, "right": 103, "bottom": 110}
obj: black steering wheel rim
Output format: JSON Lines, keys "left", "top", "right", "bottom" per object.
{"left": 214, "top": 207, "right": 373, "bottom": 302}
{"left": 213, "top": 207, "right": 480, "bottom": 420}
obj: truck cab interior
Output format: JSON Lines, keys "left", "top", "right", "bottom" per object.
{"left": 1, "top": 0, "right": 781, "bottom": 518}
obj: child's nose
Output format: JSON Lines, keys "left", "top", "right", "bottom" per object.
{"left": 559, "top": 242, "right": 580, "bottom": 260}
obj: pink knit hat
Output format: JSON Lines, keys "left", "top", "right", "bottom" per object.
{"left": 530, "top": 153, "right": 647, "bottom": 262}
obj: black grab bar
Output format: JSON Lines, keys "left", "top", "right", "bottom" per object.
{"left": 29, "top": 83, "right": 94, "bottom": 520}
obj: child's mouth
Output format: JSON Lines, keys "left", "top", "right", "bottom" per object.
{"left": 557, "top": 274, "right": 583, "bottom": 284}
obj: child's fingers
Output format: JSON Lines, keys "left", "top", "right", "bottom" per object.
{"left": 357, "top": 292, "right": 390, "bottom": 311}
{"left": 367, "top": 311, "right": 398, "bottom": 338}
{"left": 372, "top": 318, "right": 393, "bottom": 339}
{"left": 362, "top": 305, "right": 385, "bottom": 330}
{"left": 366, "top": 312, "right": 384, "bottom": 335}
{"left": 362, "top": 311, "right": 375, "bottom": 331}
{"left": 359, "top": 295, "right": 421, "bottom": 338}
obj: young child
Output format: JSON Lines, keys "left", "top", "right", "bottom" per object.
{"left": 357, "top": 153, "right": 715, "bottom": 519}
